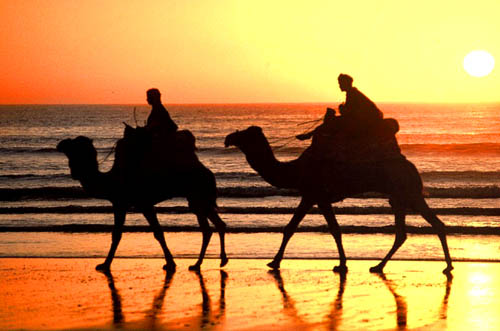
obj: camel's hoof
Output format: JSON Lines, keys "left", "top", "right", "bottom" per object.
{"left": 220, "top": 255, "right": 229, "bottom": 268}
{"left": 267, "top": 261, "right": 280, "bottom": 270}
{"left": 96, "top": 263, "right": 110, "bottom": 271}
{"left": 369, "top": 265, "right": 384, "bottom": 273}
{"left": 163, "top": 263, "right": 176, "bottom": 272}
{"left": 443, "top": 265, "right": 454, "bottom": 275}
{"left": 333, "top": 265, "right": 348, "bottom": 274}
{"left": 189, "top": 264, "right": 201, "bottom": 271}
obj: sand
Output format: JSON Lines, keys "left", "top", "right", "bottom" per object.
{"left": 1, "top": 258, "right": 499, "bottom": 330}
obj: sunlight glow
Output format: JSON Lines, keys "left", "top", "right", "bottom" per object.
{"left": 463, "top": 51, "right": 495, "bottom": 77}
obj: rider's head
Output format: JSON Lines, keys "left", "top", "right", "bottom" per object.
{"left": 146, "top": 88, "right": 162, "bottom": 106}
{"left": 338, "top": 74, "right": 353, "bottom": 92}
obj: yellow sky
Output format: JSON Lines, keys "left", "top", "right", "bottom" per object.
{"left": 0, "top": 0, "right": 498, "bottom": 104}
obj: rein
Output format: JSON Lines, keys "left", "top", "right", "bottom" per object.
{"left": 268, "top": 115, "right": 323, "bottom": 150}
{"left": 98, "top": 106, "right": 139, "bottom": 166}
{"left": 98, "top": 142, "right": 117, "bottom": 166}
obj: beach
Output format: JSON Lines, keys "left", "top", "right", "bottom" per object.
{"left": 1, "top": 257, "right": 499, "bottom": 330}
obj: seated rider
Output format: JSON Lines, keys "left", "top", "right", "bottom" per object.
{"left": 337, "top": 73, "right": 383, "bottom": 138}
{"left": 144, "top": 88, "right": 196, "bottom": 157}
{"left": 296, "top": 75, "right": 400, "bottom": 161}
{"left": 145, "top": 88, "right": 178, "bottom": 136}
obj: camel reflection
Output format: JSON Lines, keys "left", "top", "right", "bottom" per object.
{"left": 145, "top": 270, "right": 176, "bottom": 329}
{"left": 100, "top": 270, "right": 125, "bottom": 326}
{"left": 376, "top": 273, "right": 453, "bottom": 330}
{"left": 99, "top": 269, "right": 175, "bottom": 328}
{"left": 99, "top": 269, "right": 227, "bottom": 329}
{"left": 376, "top": 273, "right": 407, "bottom": 330}
{"left": 439, "top": 273, "right": 453, "bottom": 320}
{"left": 328, "top": 272, "right": 346, "bottom": 330}
{"left": 268, "top": 270, "right": 304, "bottom": 324}
{"left": 193, "top": 270, "right": 228, "bottom": 329}
{"left": 268, "top": 270, "right": 346, "bottom": 328}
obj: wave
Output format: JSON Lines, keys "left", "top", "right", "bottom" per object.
{"left": 3, "top": 171, "right": 499, "bottom": 184}
{"left": 401, "top": 143, "right": 500, "bottom": 155}
{"left": 2, "top": 142, "right": 500, "bottom": 156}
{"left": 1, "top": 224, "right": 499, "bottom": 235}
{"left": 2, "top": 185, "right": 499, "bottom": 201}
{"left": 0, "top": 173, "right": 69, "bottom": 180}
{"left": 420, "top": 171, "right": 500, "bottom": 181}
{"left": 1, "top": 205, "right": 498, "bottom": 216}
{"left": 220, "top": 143, "right": 500, "bottom": 156}
{"left": 0, "top": 146, "right": 115, "bottom": 154}
{"left": 215, "top": 172, "right": 261, "bottom": 180}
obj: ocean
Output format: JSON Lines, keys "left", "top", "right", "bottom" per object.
{"left": 0, "top": 103, "right": 499, "bottom": 262}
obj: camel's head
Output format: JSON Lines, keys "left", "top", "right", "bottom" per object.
{"left": 57, "top": 136, "right": 98, "bottom": 180}
{"left": 224, "top": 126, "right": 265, "bottom": 150}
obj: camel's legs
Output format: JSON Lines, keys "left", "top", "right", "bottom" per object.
{"left": 370, "top": 199, "right": 407, "bottom": 273}
{"left": 142, "top": 206, "right": 176, "bottom": 271}
{"left": 267, "top": 198, "right": 313, "bottom": 269}
{"left": 96, "top": 207, "right": 126, "bottom": 271}
{"left": 207, "top": 210, "right": 228, "bottom": 267}
{"left": 413, "top": 197, "right": 454, "bottom": 274}
{"left": 189, "top": 214, "right": 213, "bottom": 271}
{"left": 317, "top": 202, "right": 348, "bottom": 273}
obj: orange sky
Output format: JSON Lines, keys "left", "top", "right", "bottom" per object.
{"left": 0, "top": 0, "right": 499, "bottom": 104}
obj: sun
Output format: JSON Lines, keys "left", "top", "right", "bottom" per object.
{"left": 463, "top": 50, "right": 495, "bottom": 77}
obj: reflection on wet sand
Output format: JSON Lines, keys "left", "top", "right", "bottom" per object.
{"left": 99, "top": 269, "right": 175, "bottom": 328}
{"left": 376, "top": 273, "right": 407, "bottom": 330}
{"left": 99, "top": 268, "right": 227, "bottom": 330}
{"left": 2, "top": 259, "right": 499, "bottom": 330}
{"left": 193, "top": 270, "right": 228, "bottom": 329}
{"left": 328, "top": 272, "right": 346, "bottom": 330}
{"left": 100, "top": 270, "right": 124, "bottom": 326}
{"left": 268, "top": 270, "right": 304, "bottom": 325}
{"left": 374, "top": 272, "right": 453, "bottom": 330}
{"left": 269, "top": 269, "right": 347, "bottom": 329}
{"left": 439, "top": 273, "right": 453, "bottom": 320}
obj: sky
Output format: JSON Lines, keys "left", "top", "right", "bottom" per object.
{"left": 0, "top": 0, "right": 499, "bottom": 104}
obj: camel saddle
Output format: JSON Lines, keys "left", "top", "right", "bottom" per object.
{"left": 310, "top": 118, "right": 403, "bottom": 163}
{"left": 114, "top": 124, "right": 199, "bottom": 177}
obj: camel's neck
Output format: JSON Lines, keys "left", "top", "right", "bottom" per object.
{"left": 241, "top": 137, "right": 301, "bottom": 189}
{"left": 78, "top": 168, "right": 115, "bottom": 201}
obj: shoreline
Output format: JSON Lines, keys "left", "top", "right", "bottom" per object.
{"left": 2, "top": 224, "right": 500, "bottom": 234}
{"left": 1, "top": 231, "right": 499, "bottom": 262}
{"left": 2, "top": 256, "right": 500, "bottom": 263}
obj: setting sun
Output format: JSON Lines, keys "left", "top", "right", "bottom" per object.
{"left": 463, "top": 50, "right": 495, "bottom": 77}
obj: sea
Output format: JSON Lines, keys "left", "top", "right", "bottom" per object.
{"left": 0, "top": 103, "right": 499, "bottom": 263}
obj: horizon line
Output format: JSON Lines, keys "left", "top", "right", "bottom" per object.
{"left": 1, "top": 100, "right": 500, "bottom": 106}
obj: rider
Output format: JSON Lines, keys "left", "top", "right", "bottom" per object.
{"left": 337, "top": 73, "right": 383, "bottom": 138}
{"left": 145, "top": 88, "right": 178, "bottom": 135}
{"left": 297, "top": 75, "right": 400, "bottom": 161}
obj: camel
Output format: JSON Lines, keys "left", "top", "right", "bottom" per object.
{"left": 224, "top": 126, "right": 453, "bottom": 274}
{"left": 57, "top": 130, "right": 228, "bottom": 272}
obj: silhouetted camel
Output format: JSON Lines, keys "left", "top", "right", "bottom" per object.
{"left": 225, "top": 126, "right": 453, "bottom": 274}
{"left": 57, "top": 134, "right": 227, "bottom": 271}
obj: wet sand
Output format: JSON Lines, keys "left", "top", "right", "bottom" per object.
{"left": 1, "top": 258, "right": 499, "bottom": 330}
